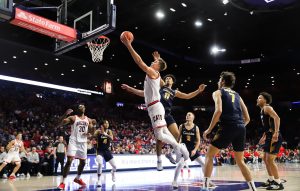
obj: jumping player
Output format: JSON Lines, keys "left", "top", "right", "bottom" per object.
{"left": 121, "top": 51, "right": 206, "bottom": 170}
{"left": 120, "top": 33, "right": 189, "bottom": 165}
{"left": 203, "top": 71, "right": 257, "bottom": 191}
{"left": 94, "top": 120, "right": 117, "bottom": 187}
{"left": 257, "top": 92, "right": 284, "bottom": 190}
{"left": 0, "top": 132, "right": 27, "bottom": 179}
{"left": 57, "top": 105, "right": 96, "bottom": 190}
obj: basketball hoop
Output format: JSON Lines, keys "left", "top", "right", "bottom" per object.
{"left": 87, "top": 36, "right": 110, "bottom": 62}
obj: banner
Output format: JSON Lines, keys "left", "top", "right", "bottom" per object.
{"left": 10, "top": 8, "right": 77, "bottom": 42}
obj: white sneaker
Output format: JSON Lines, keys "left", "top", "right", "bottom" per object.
{"left": 26, "top": 173, "right": 30, "bottom": 178}
{"left": 157, "top": 160, "right": 163, "bottom": 171}
{"left": 97, "top": 180, "right": 102, "bottom": 187}
{"left": 172, "top": 181, "right": 178, "bottom": 189}
{"left": 2, "top": 174, "right": 7, "bottom": 179}
{"left": 20, "top": 173, "right": 25, "bottom": 177}
{"left": 37, "top": 172, "right": 43, "bottom": 177}
{"left": 111, "top": 170, "right": 116, "bottom": 182}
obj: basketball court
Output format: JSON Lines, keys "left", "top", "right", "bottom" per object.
{"left": 0, "top": 163, "right": 298, "bottom": 191}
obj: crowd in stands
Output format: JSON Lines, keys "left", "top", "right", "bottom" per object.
{"left": 0, "top": 83, "right": 300, "bottom": 178}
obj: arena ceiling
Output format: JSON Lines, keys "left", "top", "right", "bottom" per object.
{"left": 0, "top": 0, "right": 300, "bottom": 104}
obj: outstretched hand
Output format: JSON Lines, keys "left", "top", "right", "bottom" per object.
{"left": 152, "top": 51, "right": 160, "bottom": 61}
{"left": 120, "top": 34, "right": 131, "bottom": 46}
{"left": 121, "top": 84, "right": 130, "bottom": 91}
{"left": 198, "top": 84, "right": 207, "bottom": 92}
{"left": 65, "top": 109, "right": 73, "bottom": 115}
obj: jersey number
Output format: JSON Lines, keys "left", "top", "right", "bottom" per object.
{"left": 103, "top": 139, "right": 107, "bottom": 144}
{"left": 79, "top": 126, "right": 86, "bottom": 133}
{"left": 229, "top": 93, "right": 235, "bottom": 103}
{"left": 164, "top": 92, "right": 170, "bottom": 100}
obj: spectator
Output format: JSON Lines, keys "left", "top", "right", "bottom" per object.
{"left": 53, "top": 136, "right": 66, "bottom": 175}
{"left": 0, "top": 146, "right": 7, "bottom": 178}
{"left": 27, "top": 147, "right": 42, "bottom": 177}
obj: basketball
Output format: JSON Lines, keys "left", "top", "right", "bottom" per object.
{"left": 120, "top": 31, "right": 134, "bottom": 42}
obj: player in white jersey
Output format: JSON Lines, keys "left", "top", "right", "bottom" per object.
{"left": 0, "top": 132, "right": 27, "bottom": 180}
{"left": 57, "top": 104, "right": 96, "bottom": 190}
{"left": 121, "top": 33, "right": 189, "bottom": 164}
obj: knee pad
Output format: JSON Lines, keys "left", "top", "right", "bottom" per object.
{"left": 96, "top": 155, "right": 103, "bottom": 165}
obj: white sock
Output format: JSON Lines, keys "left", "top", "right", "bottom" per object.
{"left": 76, "top": 175, "right": 81, "bottom": 180}
{"left": 274, "top": 178, "right": 281, "bottom": 184}
{"left": 247, "top": 181, "right": 257, "bottom": 191}
{"left": 269, "top": 176, "right": 274, "bottom": 181}
{"left": 157, "top": 155, "right": 162, "bottom": 161}
{"left": 174, "top": 159, "right": 184, "bottom": 181}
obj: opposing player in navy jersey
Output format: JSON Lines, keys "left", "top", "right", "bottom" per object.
{"left": 94, "top": 120, "right": 117, "bottom": 187}
{"left": 202, "top": 71, "right": 257, "bottom": 191}
{"left": 257, "top": 92, "right": 284, "bottom": 190}
{"left": 121, "top": 51, "right": 206, "bottom": 170}
{"left": 172, "top": 112, "right": 212, "bottom": 188}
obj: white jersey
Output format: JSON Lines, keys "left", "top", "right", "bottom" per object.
{"left": 70, "top": 115, "right": 89, "bottom": 143}
{"left": 144, "top": 74, "right": 161, "bottom": 105}
{"left": 8, "top": 139, "right": 23, "bottom": 153}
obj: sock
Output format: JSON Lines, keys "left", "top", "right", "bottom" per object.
{"left": 157, "top": 155, "right": 162, "bottom": 161}
{"left": 97, "top": 174, "right": 101, "bottom": 181}
{"left": 203, "top": 177, "right": 210, "bottom": 188}
{"left": 76, "top": 174, "right": 81, "bottom": 180}
{"left": 247, "top": 181, "right": 257, "bottom": 191}
{"left": 274, "top": 178, "right": 281, "bottom": 184}
{"left": 269, "top": 176, "right": 274, "bottom": 181}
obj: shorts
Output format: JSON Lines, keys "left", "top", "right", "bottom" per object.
{"left": 188, "top": 148, "right": 201, "bottom": 161}
{"left": 97, "top": 150, "right": 113, "bottom": 162}
{"left": 147, "top": 102, "right": 167, "bottom": 128}
{"left": 165, "top": 114, "right": 176, "bottom": 126}
{"left": 263, "top": 131, "right": 282, "bottom": 154}
{"left": 4, "top": 152, "right": 21, "bottom": 163}
{"left": 67, "top": 138, "right": 87, "bottom": 160}
{"left": 211, "top": 124, "right": 246, "bottom": 152}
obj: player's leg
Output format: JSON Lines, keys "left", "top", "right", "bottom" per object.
{"left": 156, "top": 139, "right": 163, "bottom": 171}
{"left": 172, "top": 158, "right": 184, "bottom": 189}
{"left": 74, "top": 142, "right": 87, "bottom": 186}
{"left": 0, "top": 162, "right": 8, "bottom": 173}
{"left": 165, "top": 121, "right": 179, "bottom": 164}
{"left": 203, "top": 145, "right": 219, "bottom": 188}
{"left": 262, "top": 152, "right": 274, "bottom": 186}
{"left": 96, "top": 154, "right": 104, "bottom": 187}
{"left": 106, "top": 151, "right": 117, "bottom": 182}
{"left": 9, "top": 160, "right": 21, "bottom": 179}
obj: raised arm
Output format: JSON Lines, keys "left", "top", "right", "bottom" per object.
{"left": 121, "top": 84, "right": 144, "bottom": 97}
{"left": 58, "top": 109, "right": 75, "bottom": 126}
{"left": 175, "top": 84, "right": 206, "bottom": 99}
{"left": 121, "top": 35, "right": 158, "bottom": 78}
{"left": 203, "top": 90, "right": 222, "bottom": 140}
{"left": 240, "top": 97, "right": 250, "bottom": 126}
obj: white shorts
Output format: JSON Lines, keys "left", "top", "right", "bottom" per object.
{"left": 4, "top": 152, "right": 21, "bottom": 163}
{"left": 147, "top": 102, "right": 167, "bottom": 128}
{"left": 67, "top": 139, "right": 87, "bottom": 160}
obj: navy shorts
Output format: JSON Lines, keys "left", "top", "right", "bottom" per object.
{"left": 165, "top": 114, "right": 176, "bottom": 126}
{"left": 97, "top": 150, "right": 113, "bottom": 162}
{"left": 189, "top": 149, "right": 201, "bottom": 161}
{"left": 263, "top": 131, "right": 282, "bottom": 154}
{"left": 211, "top": 124, "right": 246, "bottom": 152}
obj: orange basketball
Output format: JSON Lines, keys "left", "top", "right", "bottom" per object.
{"left": 120, "top": 31, "right": 134, "bottom": 42}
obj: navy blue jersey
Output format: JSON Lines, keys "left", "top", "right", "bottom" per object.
{"left": 181, "top": 124, "right": 198, "bottom": 151}
{"left": 260, "top": 107, "right": 275, "bottom": 133}
{"left": 160, "top": 86, "right": 176, "bottom": 114}
{"left": 96, "top": 129, "right": 111, "bottom": 151}
{"left": 219, "top": 88, "right": 244, "bottom": 125}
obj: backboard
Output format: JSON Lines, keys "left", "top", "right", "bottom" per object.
{"left": 54, "top": 0, "right": 116, "bottom": 55}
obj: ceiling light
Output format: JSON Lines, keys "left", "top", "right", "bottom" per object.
{"left": 293, "top": 68, "right": 296, "bottom": 71}
{"left": 272, "top": 80, "right": 275, "bottom": 82}
{"left": 271, "top": 84, "right": 274, "bottom": 86}
{"left": 245, "top": 86, "right": 248, "bottom": 88}
{"left": 156, "top": 11, "right": 165, "bottom": 19}
{"left": 95, "top": 85, "right": 97, "bottom": 88}
{"left": 61, "top": 73, "right": 64, "bottom": 76}
{"left": 250, "top": 11, "right": 254, "bottom": 15}
{"left": 129, "top": 75, "right": 132, "bottom": 78}
{"left": 134, "top": 85, "right": 137, "bottom": 88}
{"left": 170, "top": 8, "right": 176, "bottom": 12}
{"left": 181, "top": 3, "right": 187, "bottom": 7}
{"left": 297, "top": 73, "right": 300, "bottom": 75}
{"left": 188, "top": 46, "right": 191, "bottom": 49}
{"left": 239, "top": 66, "right": 242, "bottom": 69}
{"left": 13, "top": 56, "right": 17, "bottom": 59}
{"left": 44, "top": 63, "right": 48, "bottom": 66}
{"left": 106, "top": 70, "right": 110, "bottom": 74}
{"left": 55, "top": 58, "right": 59, "bottom": 61}
{"left": 209, "top": 80, "right": 212, "bottom": 83}
{"left": 117, "top": 78, "right": 120, "bottom": 82}
{"left": 224, "top": 12, "right": 228, "bottom": 16}
{"left": 247, "top": 82, "right": 249, "bottom": 85}
{"left": 139, "top": 82, "right": 142, "bottom": 85}
{"left": 271, "top": 76, "right": 274, "bottom": 79}
{"left": 3, "top": 61, "right": 7, "bottom": 64}
{"left": 222, "top": 0, "right": 229, "bottom": 5}
{"left": 199, "top": 67, "right": 202, "bottom": 70}
{"left": 210, "top": 45, "right": 226, "bottom": 55}
{"left": 248, "top": 79, "right": 251, "bottom": 81}
{"left": 181, "top": 84, "right": 184, "bottom": 86}
{"left": 82, "top": 65, "right": 86, "bottom": 68}
{"left": 207, "top": 18, "right": 213, "bottom": 22}
{"left": 135, "top": 26, "right": 138, "bottom": 30}
{"left": 184, "top": 80, "right": 187, "bottom": 83}
{"left": 23, "top": 50, "right": 27, "bottom": 53}
{"left": 34, "top": 68, "right": 38, "bottom": 70}
{"left": 195, "top": 20, "right": 203, "bottom": 27}
{"left": 162, "top": 38, "right": 166, "bottom": 41}
{"left": 71, "top": 69, "right": 75, "bottom": 72}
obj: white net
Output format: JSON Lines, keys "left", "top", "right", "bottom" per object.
{"left": 87, "top": 36, "right": 110, "bottom": 62}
